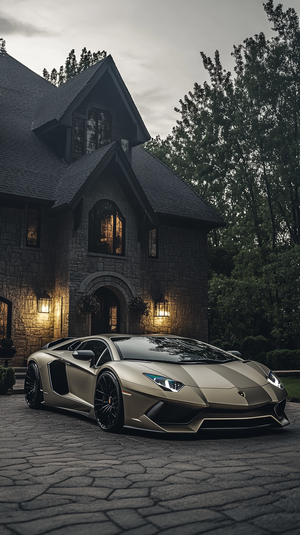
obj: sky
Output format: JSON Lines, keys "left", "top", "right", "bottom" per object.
{"left": 1, "top": 0, "right": 300, "bottom": 138}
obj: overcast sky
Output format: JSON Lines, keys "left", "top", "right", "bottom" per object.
{"left": 1, "top": 0, "right": 300, "bottom": 137}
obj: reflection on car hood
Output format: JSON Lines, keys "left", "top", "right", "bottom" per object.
{"left": 138, "top": 359, "right": 268, "bottom": 390}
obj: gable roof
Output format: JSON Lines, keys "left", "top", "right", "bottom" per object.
{"left": 53, "top": 141, "right": 158, "bottom": 226}
{"left": 32, "top": 55, "right": 150, "bottom": 145}
{"left": 0, "top": 51, "right": 224, "bottom": 229}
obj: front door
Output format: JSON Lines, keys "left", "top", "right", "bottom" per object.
{"left": 91, "top": 287, "right": 120, "bottom": 334}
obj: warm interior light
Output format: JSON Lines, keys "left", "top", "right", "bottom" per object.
{"left": 155, "top": 294, "right": 170, "bottom": 317}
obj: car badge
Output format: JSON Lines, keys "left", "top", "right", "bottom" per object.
{"left": 238, "top": 391, "right": 246, "bottom": 397}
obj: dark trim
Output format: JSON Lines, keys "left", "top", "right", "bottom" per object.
{"left": 88, "top": 199, "right": 125, "bottom": 256}
{"left": 157, "top": 213, "right": 226, "bottom": 230}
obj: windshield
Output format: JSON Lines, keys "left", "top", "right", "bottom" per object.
{"left": 113, "top": 336, "right": 237, "bottom": 364}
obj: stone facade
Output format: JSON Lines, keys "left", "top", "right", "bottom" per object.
{"left": 0, "top": 52, "right": 224, "bottom": 367}
{"left": 0, "top": 168, "right": 208, "bottom": 366}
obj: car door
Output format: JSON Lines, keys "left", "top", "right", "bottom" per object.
{"left": 65, "top": 339, "right": 110, "bottom": 406}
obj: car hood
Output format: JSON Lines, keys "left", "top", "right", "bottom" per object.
{"left": 139, "top": 359, "right": 269, "bottom": 390}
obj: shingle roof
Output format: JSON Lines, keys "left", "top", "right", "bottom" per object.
{"left": 0, "top": 53, "right": 66, "bottom": 201}
{"left": 0, "top": 52, "right": 224, "bottom": 229}
{"left": 132, "top": 146, "right": 224, "bottom": 227}
{"left": 33, "top": 60, "right": 103, "bottom": 131}
{"left": 54, "top": 143, "right": 115, "bottom": 208}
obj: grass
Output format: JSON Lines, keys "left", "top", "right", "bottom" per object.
{"left": 281, "top": 377, "right": 300, "bottom": 402}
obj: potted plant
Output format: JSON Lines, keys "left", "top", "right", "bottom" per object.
{"left": 128, "top": 296, "right": 150, "bottom": 319}
{"left": 75, "top": 294, "right": 101, "bottom": 317}
{"left": 0, "top": 338, "right": 17, "bottom": 367}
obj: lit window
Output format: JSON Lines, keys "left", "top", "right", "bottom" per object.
{"left": 0, "top": 297, "right": 12, "bottom": 339}
{"left": 88, "top": 200, "right": 125, "bottom": 255}
{"left": 26, "top": 205, "right": 40, "bottom": 248}
{"left": 148, "top": 228, "right": 158, "bottom": 258}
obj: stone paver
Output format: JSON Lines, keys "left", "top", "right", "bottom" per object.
{"left": 0, "top": 396, "right": 299, "bottom": 534}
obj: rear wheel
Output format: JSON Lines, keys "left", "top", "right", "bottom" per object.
{"left": 24, "top": 362, "right": 42, "bottom": 409}
{"left": 94, "top": 371, "right": 124, "bottom": 432}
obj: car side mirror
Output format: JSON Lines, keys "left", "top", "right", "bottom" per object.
{"left": 72, "top": 350, "right": 95, "bottom": 361}
{"left": 228, "top": 350, "right": 242, "bottom": 358}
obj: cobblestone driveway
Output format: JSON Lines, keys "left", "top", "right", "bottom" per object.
{"left": 0, "top": 396, "right": 300, "bottom": 535}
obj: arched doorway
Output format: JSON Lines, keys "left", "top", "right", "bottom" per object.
{"left": 91, "top": 287, "right": 120, "bottom": 334}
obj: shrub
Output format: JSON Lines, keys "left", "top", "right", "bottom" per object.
{"left": 0, "top": 367, "right": 16, "bottom": 394}
{"left": 128, "top": 296, "right": 150, "bottom": 318}
{"left": 75, "top": 294, "right": 101, "bottom": 317}
{"left": 265, "top": 350, "right": 300, "bottom": 371}
{"left": 240, "top": 336, "right": 273, "bottom": 361}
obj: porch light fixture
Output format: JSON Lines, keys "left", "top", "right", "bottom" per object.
{"left": 155, "top": 294, "right": 170, "bottom": 317}
{"left": 38, "top": 291, "right": 51, "bottom": 313}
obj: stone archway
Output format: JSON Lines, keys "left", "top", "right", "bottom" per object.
{"left": 79, "top": 272, "right": 137, "bottom": 334}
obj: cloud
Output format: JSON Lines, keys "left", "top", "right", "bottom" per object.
{"left": 0, "top": 13, "right": 50, "bottom": 37}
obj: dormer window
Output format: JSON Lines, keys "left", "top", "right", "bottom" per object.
{"left": 73, "top": 108, "right": 111, "bottom": 156}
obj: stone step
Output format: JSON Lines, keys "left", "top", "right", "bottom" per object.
{"left": 12, "top": 367, "right": 27, "bottom": 394}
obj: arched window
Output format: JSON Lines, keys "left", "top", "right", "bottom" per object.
{"left": 0, "top": 297, "right": 12, "bottom": 339}
{"left": 88, "top": 200, "right": 125, "bottom": 255}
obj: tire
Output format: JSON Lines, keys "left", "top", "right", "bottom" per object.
{"left": 94, "top": 370, "right": 124, "bottom": 432}
{"left": 24, "top": 362, "right": 42, "bottom": 409}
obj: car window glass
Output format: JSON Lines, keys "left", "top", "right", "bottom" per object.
{"left": 78, "top": 340, "right": 107, "bottom": 359}
{"left": 97, "top": 348, "right": 112, "bottom": 366}
{"left": 53, "top": 340, "right": 80, "bottom": 351}
{"left": 113, "top": 336, "right": 238, "bottom": 364}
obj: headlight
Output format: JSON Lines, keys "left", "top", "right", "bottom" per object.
{"left": 144, "top": 374, "right": 184, "bottom": 392}
{"left": 267, "top": 371, "right": 284, "bottom": 390}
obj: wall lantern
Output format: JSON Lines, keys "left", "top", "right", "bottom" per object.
{"left": 38, "top": 291, "right": 51, "bottom": 313}
{"left": 155, "top": 294, "right": 170, "bottom": 317}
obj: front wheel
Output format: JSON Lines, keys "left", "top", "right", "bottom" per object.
{"left": 94, "top": 371, "right": 124, "bottom": 432}
{"left": 24, "top": 362, "right": 42, "bottom": 409}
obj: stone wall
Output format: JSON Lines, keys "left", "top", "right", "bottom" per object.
{"left": 0, "top": 205, "right": 56, "bottom": 366}
{"left": 0, "top": 169, "right": 210, "bottom": 367}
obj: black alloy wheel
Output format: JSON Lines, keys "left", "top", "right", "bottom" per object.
{"left": 94, "top": 370, "right": 124, "bottom": 432}
{"left": 24, "top": 362, "right": 42, "bottom": 409}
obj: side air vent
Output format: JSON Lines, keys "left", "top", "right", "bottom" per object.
{"left": 48, "top": 360, "right": 69, "bottom": 395}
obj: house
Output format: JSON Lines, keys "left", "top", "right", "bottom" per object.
{"left": 0, "top": 48, "right": 224, "bottom": 366}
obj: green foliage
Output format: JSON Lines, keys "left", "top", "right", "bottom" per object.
{"left": 75, "top": 294, "right": 101, "bottom": 317}
{"left": 146, "top": 1, "right": 300, "bottom": 347}
{"left": 281, "top": 376, "right": 300, "bottom": 402}
{"left": 0, "top": 367, "right": 16, "bottom": 394}
{"left": 43, "top": 47, "right": 107, "bottom": 86}
{"left": 128, "top": 297, "right": 150, "bottom": 318}
{"left": 240, "top": 336, "right": 273, "bottom": 360}
{"left": 265, "top": 350, "right": 300, "bottom": 370}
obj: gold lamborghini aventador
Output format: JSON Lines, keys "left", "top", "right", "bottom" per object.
{"left": 24, "top": 334, "right": 290, "bottom": 433}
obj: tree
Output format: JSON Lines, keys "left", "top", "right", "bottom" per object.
{"left": 43, "top": 47, "right": 107, "bottom": 86}
{"left": 146, "top": 1, "right": 300, "bottom": 347}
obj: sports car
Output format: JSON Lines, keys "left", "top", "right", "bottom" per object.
{"left": 24, "top": 334, "right": 290, "bottom": 433}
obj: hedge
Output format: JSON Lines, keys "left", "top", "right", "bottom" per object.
{"left": 263, "top": 350, "right": 300, "bottom": 371}
{"left": 212, "top": 337, "right": 300, "bottom": 370}
{"left": 0, "top": 367, "right": 16, "bottom": 394}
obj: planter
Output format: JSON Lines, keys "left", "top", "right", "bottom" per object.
{"left": 0, "top": 347, "right": 17, "bottom": 367}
